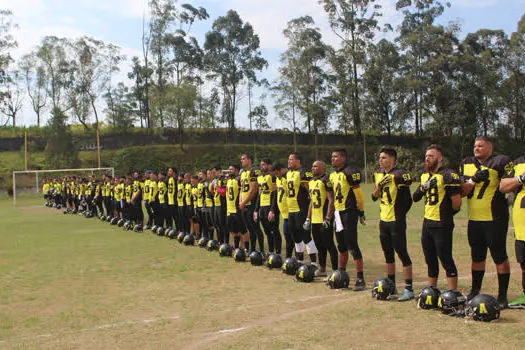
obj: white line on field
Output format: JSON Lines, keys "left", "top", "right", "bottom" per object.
{"left": 217, "top": 327, "right": 246, "bottom": 334}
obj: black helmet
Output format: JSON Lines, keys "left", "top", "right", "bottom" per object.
{"left": 183, "top": 233, "right": 195, "bottom": 246}
{"left": 133, "top": 224, "right": 143, "bottom": 232}
{"left": 233, "top": 248, "right": 247, "bottom": 262}
{"left": 117, "top": 219, "right": 125, "bottom": 227}
{"left": 465, "top": 294, "right": 500, "bottom": 322}
{"left": 327, "top": 270, "right": 350, "bottom": 289}
{"left": 157, "top": 227, "right": 165, "bottom": 236}
{"left": 266, "top": 253, "right": 283, "bottom": 269}
{"left": 219, "top": 243, "right": 233, "bottom": 257}
{"left": 372, "top": 278, "right": 396, "bottom": 300}
{"left": 106, "top": 215, "right": 112, "bottom": 222}
{"left": 100, "top": 215, "right": 106, "bottom": 221}
{"left": 438, "top": 290, "right": 467, "bottom": 316}
{"left": 177, "top": 232, "right": 186, "bottom": 243}
{"left": 282, "top": 257, "right": 299, "bottom": 275}
{"left": 110, "top": 217, "right": 119, "bottom": 225}
{"left": 206, "top": 240, "right": 219, "bottom": 251}
{"left": 417, "top": 286, "right": 441, "bottom": 310}
{"left": 151, "top": 225, "right": 159, "bottom": 234}
{"left": 249, "top": 251, "right": 264, "bottom": 266}
{"left": 296, "top": 264, "right": 316, "bottom": 283}
{"left": 198, "top": 237, "right": 209, "bottom": 248}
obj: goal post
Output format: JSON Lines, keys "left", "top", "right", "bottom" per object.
{"left": 12, "top": 167, "right": 114, "bottom": 206}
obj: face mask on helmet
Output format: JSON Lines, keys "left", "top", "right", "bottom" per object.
{"left": 465, "top": 294, "right": 500, "bottom": 322}
{"left": 282, "top": 257, "right": 299, "bottom": 275}
{"left": 327, "top": 270, "right": 350, "bottom": 289}
{"left": 372, "top": 278, "right": 396, "bottom": 300}
{"left": 438, "top": 290, "right": 467, "bottom": 316}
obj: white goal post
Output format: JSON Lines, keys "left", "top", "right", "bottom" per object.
{"left": 12, "top": 167, "right": 115, "bottom": 205}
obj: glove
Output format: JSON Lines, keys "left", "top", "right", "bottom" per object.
{"left": 322, "top": 216, "right": 331, "bottom": 229}
{"left": 471, "top": 169, "right": 489, "bottom": 183}
{"left": 421, "top": 177, "right": 437, "bottom": 192}
{"left": 358, "top": 211, "right": 366, "bottom": 226}
{"left": 303, "top": 218, "right": 311, "bottom": 231}
{"left": 378, "top": 176, "right": 392, "bottom": 188}
{"left": 517, "top": 172, "right": 525, "bottom": 185}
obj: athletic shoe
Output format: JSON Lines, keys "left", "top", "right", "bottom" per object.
{"left": 354, "top": 278, "right": 366, "bottom": 291}
{"left": 497, "top": 296, "right": 508, "bottom": 310}
{"left": 467, "top": 289, "right": 479, "bottom": 301}
{"left": 397, "top": 288, "right": 415, "bottom": 301}
{"left": 315, "top": 267, "right": 327, "bottom": 277}
{"left": 508, "top": 292, "right": 525, "bottom": 309}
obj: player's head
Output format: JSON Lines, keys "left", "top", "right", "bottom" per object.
{"left": 379, "top": 148, "right": 397, "bottom": 170}
{"left": 150, "top": 171, "right": 158, "bottom": 180}
{"left": 425, "top": 144, "right": 443, "bottom": 172}
{"left": 474, "top": 136, "right": 494, "bottom": 160}
{"left": 158, "top": 172, "right": 166, "bottom": 180}
{"left": 229, "top": 164, "right": 240, "bottom": 176}
{"left": 312, "top": 160, "right": 326, "bottom": 177}
{"left": 126, "top": 175, "right": 132, "bottom": 184}
{"left": 288, "top": 152, "right": 302, "bottom": 170}
{"left": 190, "top": 175, "right": 198, "bottom": 186}
{"left": 198, "top": 170, "right": 206, "bottom": 182}
{"left": 260, "top": 158, "right": 272, "bottom": 172}
{"left": 168, "top": 168, "right": 174, "bottom": 177}
{"left": 241, "top": 154, "right": 253, "bottom": 168}
{"left": 273, "top": 162, "right": 286, "bottom": 177}
{"left": 207, "top": 168, "right": 214, "bottom": 180}
{"left": 133, "top": 171, "right": 139, "bottom": 180}
{"left": 331, "top": 149, "right": 347, "bottom": 168}
{"left": 184, "top": 173, "right": 190, "bottom": 182}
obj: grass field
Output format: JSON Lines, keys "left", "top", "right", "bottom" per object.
{"left": 1, "top": 185, "right": 524, "bottom": 349}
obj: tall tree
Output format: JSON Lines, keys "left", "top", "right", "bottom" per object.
{"left": 18, "top": 53, "right": 48, "bottom": 127}
{"left": 204, "top": 10, "right": 267, "bottom": 130}
{"left": 0, "top": 9, "right": 18, "bottom": 108}
{"left": 0, "top": 70, "right": 23, "bottom": 127}
{"left": 321, "top": 0, "right": 383, "bottom": 137}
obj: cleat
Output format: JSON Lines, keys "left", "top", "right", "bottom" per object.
{"left": 314, "top": 267, "right": 327, "bottom": 277}
{"left": 397, "top": 288, "right": 415, "bottom": 302}
{"left": 353, "top": 278, "right": 366, "bottom": 291}
{"left": 508, "top": 292, "right": 525, "bottom": 309}
{"left": 497, "top": 296, "right": 508, "bottom": 310}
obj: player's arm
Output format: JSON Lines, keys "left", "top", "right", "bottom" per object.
{"left": 326, "top": 189, "right": 334, "bottom": 219}
{"left": 451, "top": 193, "right": 462, "bottom": 212}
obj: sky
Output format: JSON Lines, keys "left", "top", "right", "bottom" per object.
{"left": 3, "top": 0, "right": 525, "bottom": 129}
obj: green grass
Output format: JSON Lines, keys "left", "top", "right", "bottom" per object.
{"left": 0, "top": 185, "right": 524, "bottom": 349}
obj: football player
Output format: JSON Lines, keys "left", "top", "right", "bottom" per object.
{"left": 212, "top": 165, "right": 228, "bottom": 244}
{"left": 330, "top": 149, "right": 366, "bottom": 290}
{"left": 459, "top": 136, "right": 512, "bottom": 307}
{"left": 413, "top": 145, "right": 461, "bottom": 290}
{"left": 371, "top": 148, "right": 414, "bottom": 300}
{"left": 305, "top": 160, "right": 338, "bottom": 277}
{"left": 227, "top": 164, "right": 246, "bottom": 249}
{"left": 500, "top": 154, "right": 525, "bottom": 308}
{"left": 274, "top": 163, "right": 293, "bottom": 258}
{"left": 239, "top": 154, "right": 263, "bottom": 252}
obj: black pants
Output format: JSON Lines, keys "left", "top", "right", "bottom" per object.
{"left": 312, "top": 223, "right": 338, "bottom": 270}
{"left": 468, "top": 219, "right": 509, "bottom": 264}
{"left": 178, "top": 205, "right": 188, "bottom": 233}
{"left": 379, "top": 219, "right": 412, "bottom": 266}
{"left": 283, "top": 218, "right": 293, "bottom": 258}
{"left": 335, "top": 209, "right": 362, "bottom": 260}
{"left": 214, "top": 206, "right": 228, "bottom": 244}
{"left": 421, "top": 220, "right": 458, "bottom": 278}
{"left": 203, "top": 208, "right": 215, "bottom": 240}
{"left": 145, "top": 200, "right": 154, "bottom": 226}
{"left": 259, "top": 206, "right": 282, "bottom": 254}
{"left": 288, "top": 211, "right": 312, "bottom": 244}
{"left": 241, "top": 205, "right": 264, "bottom": 251}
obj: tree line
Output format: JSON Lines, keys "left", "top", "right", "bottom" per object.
{"left": 1, "top": 1, "right": 524, "bottom": 151}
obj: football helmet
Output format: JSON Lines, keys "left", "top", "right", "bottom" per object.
{"left": 110, "top": 217, "right": 119, "bottom": 225}
{"left": 282, "top": 257, "right": 299, "bottom": 275}
{"left": 465, "top": 294, "right": 500, "bottom": 322}
{"left": 177, "top": 232, "right": 186, "bottom": 243}
{"left": 151, "top": 225, "right": 159, "bottom": 234}
{"left": 198, "top": 237, "right": 209, "bottom": 248}
{"left": 100, "top": 215, "right": 106, "bottom": 221}
{"left": 157, "top": 227, "right": 165, "bottom": 236}
{"left": 295, "top": 264, "right": 315, "bottom": 283}
{"left": 249, "top": 251, "right": 264, "bottom": 266}
{"left": 206, "top": 239, "right": 219, "bottom": 251}
{"left": 372, "top": 278, "right": 396, "bottom": 300}
{"left": 133, "top": 224, "right": 143, "bottom": 232}
{"left": 233, "top": 248, "right": 247, "bottom": 262}
{"left": 219, "top": 243, "right": 233, "bottom": 257}
{"left": 327, "top": 270, "right": 350, "bottom": 289}
{"left": 183, "top": 233, "right": 195, "bottom": 246}
{"left": 438, "top": 290, "right": 467, "bottom": 316}
{"left": 266, "top": 253, "right": 283, "bottom": 269}
{"left": 117, "top": 219, "right": 125, "bottom": 227}
{"left": 417, "top": 286, "right": 441, "bottom": 310}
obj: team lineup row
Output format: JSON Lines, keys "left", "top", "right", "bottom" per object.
{"left": 41, "top": 136, "right": 525, "bottom": 320}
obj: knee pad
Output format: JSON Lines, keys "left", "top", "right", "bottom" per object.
{"left": 445, "top": 264, "right": 458, "bottom": 278}
{"left": 295, "top": 241, "right": 305, "bottom": 253}
{"left": 306, "top": 240, "right": 317, "bottom": 255}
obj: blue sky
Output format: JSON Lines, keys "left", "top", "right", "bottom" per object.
{"left": 5, "top": 0, "right": 525, "bottom": 128}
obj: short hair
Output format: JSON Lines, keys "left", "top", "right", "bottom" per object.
{"left": 380, "top": 148, "right": 397, "bottom": 160}
{"left": 475, "top": 136, "right": 494, "bottom": 145}
{"left": 273, "top": 162, "right": 284, "bottom": 170}
{"left": 289, "top": 152, "right": 302, "bottom": 163}
{"left": 242, "top": 153, "right": 253, "bottom": 162}
{"left": 191, "top": 175, "right": 198, "bottom": 180}
{"left": 332, "top": 149, "right": 348, "bottom": 158}
{"left": 261, "top": 158, "right": 272, "bottom": 165}
{"left": 229, "top": 164, "right": 240, "bottom": 172}
{"left": 426, "top": 144, "right": 443, "bottom": 156}
{"left": 212, "top": 164, "right": 222, "bottom": 172}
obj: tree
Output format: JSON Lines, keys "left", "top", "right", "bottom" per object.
{"left": 104, "top": 82, "right": 136, "bottom": 130}
{"left": 18, "top": 53, "right": 48, "bottom": 127}
{"left": 204, "top": 10, "right": 268, "bottom": 130}
{"left": 0, "top": 70, "right": 23, "bottom": 127}
{"left": 163, "top": 83, "right": 197, "bottom": 149}
{"left": 0, "top": 9, "right": 18, "bottom": 108}
{"left": 128, "top": 56, "right": 153, "bottom": 128}
{"left": 44, "top": 107, "right": 79, "bottom": 169}
{"left": 321, "top": 0, "right": 383, "bottom": 137}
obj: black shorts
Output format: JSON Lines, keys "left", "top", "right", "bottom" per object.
{"left": 422, "top": 220, "right": 457, "bottom": 278}
{"left": 288, "top": 211, "right": 312, "bottom": 244}
{"left": 227, "top": 213, "right": 246, "bottom": 233}
{"left": 468, "top": 219, "right": 509, "bottom": 264}
{"left": 516, "top": 240, "right": 525, "bottom": 264}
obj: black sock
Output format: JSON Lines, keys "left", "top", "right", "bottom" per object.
{"left": 244, "top": 241, "right": 249, "bottom": 250}
{"left": 234, "top": 236, "right": 241, "bottom": 249}
{"left": 297, "top": 252, "right": 304, "bottom": 261}
{"left": 497, "top": 273, "right": 510, "bottom": 300}
{"left": 388, "top": 274, "right": 396, "bottom": 284}
{"left": 522, "top": 271, "right": 525, "bottom": 293}
{"left": 471, "top": 270, "right": 485, "bottom": 292}
{"left": 357, "top": 271, "right": 364, "bottom": 280}
{"left": 309, "top": 253, "right": 317, "bottom": 264}
{"left": 405, "top": 279, "right": 413, "bottom": 291}
{"left": 339, "top": 267, "right": 346, "bottom": 271}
